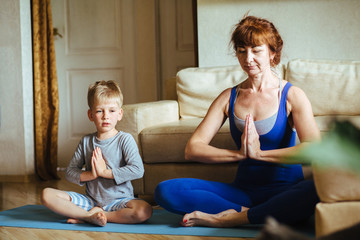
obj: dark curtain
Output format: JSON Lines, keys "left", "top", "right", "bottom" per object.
{"left": 32, "top": 0, "right": 59, "bottom": 180}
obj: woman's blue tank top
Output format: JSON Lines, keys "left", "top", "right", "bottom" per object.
{"left": 229, "top": 82, "right": 304, "bottom": 186}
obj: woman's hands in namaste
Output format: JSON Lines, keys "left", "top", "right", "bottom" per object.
{"left": 241, "top": 114, "right": 261, "bottom": 159}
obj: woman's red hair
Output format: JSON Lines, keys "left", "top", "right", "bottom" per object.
{"left": 230, "top": 16, "right": 283, "bottom": 66}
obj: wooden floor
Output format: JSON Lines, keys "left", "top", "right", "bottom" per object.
{"left": 0, "top": 172, "right": 254, "bottom": 240}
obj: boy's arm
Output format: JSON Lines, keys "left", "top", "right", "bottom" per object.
{"left": 79, "top": 164, "right": 98, "bottom": 182}
{"left": 81, "top": 133, "right": 143, "bottom": 182}
{"left": 111, "top": 133, "right": 144, "bottom": 185}
{"left": 67, "top": 164, "right": 99, "bottom": 183}
{"left": 65, "top": 141, "right": 86, "bottom": 185}
{"left": 66, "top": 137, "right": 97, "bottom": 184}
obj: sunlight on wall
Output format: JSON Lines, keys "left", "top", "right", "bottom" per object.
{"left": 198, "top": 0, "right": 360, "bottom": 67}
{"left": 0, "top": 0, "right": 34, "bottom": 177}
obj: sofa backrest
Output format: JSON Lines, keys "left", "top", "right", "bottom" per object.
{"left": 176, "top": 66, "right": 247, "bottom": 119}
{"left": 286, "top": 59, "right": 360, "bottom": 116}
{"left": 177, "top": 59, "right": 360, "bottom": 119}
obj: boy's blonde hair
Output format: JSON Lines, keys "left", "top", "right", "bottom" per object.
{"left": 87, "top": 80, "right": 123, "bottom": 109}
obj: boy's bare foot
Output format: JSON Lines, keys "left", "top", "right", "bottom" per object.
{"left": 67, "top": 218, "right": 84, "bottom": 224}
{"left": 86, "top": 207, "right": 107, "bottom": 227}
{"left": 67, "top": 207, "right": 107, "bottom": 226}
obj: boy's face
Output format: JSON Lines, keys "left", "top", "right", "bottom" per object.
{"left": 87, "top": 99, "right": 123, "bottom": 135}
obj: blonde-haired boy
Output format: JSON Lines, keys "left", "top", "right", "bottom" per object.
{"left": 42, "top": 80, "right": 152, "bottom": 226}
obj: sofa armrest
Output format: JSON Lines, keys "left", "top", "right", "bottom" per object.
{"left": 116, "top": 100, "right": 179, "bottom": 150}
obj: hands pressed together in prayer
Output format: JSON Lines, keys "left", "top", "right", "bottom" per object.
{"left": 241, "top": 114, "right": 261, "bottom": 159}
{"left": 91, "top": 147, "right": 110, "bottom": 179}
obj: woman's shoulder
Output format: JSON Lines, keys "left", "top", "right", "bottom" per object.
{"left": 220, "top": 86, "right": 234, "bottom": 97}
{"left": 217, "top": 86, "right": 237, "bottom": 106}
{"left": 285, "top": 81, "right": 311, "bottom": 112}
{"left": 286, "top": 82, "right": 307, "bottom": 100}
{"left": 201, "top": 87, "right": 235, "bottom": 119}
{"left": 210, "top": 86, "right": 238, "bottom": 117}
{"left": 209, "top": 86, "right": 233, "bottom": 104}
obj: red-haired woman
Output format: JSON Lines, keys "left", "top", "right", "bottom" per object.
{"left": 155, "top": 16, "right": 320, "bottom": 227}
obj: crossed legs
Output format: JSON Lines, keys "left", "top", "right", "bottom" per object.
{"left": 155, "top": 178, "right": 319, "bottom": 228}
{"left": 41, "top": 188, "right": 152, "bottom": 226}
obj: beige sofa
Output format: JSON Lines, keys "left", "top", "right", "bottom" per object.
{"left": 285, "top": 59, "right": 360, "bottom": 237}
{"left": 117, "top": 65, "right": 246, "bottom": 200}
{"left": 314, "top": 168, "right": 360, "bottom": 237}
{"left": 116, "top": 58, "right": 360, "bottom": 235}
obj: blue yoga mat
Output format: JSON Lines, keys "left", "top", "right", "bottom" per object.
{"left": 0, "top": 205, "right": 314, "bottom": 238}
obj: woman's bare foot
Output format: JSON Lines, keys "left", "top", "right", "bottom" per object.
{"left": 217, "top": 209, "right": 238, "bottom": 217}
{"left": 181, "top": 208, "right": 250, "bottom": 228}
{"left": 181, "top": 211, "right": 222, "bottom": 227}
{"left": 181, "top": 209, "right": 239, "bottom": 227}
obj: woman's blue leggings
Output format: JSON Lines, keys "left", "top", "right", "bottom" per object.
{"left": 154, "top": 178, "right": 319, "bottom": 224}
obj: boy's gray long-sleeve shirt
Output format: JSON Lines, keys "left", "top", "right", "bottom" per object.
{"left": 65, "top": 131, "right": 144, "bottom": 206}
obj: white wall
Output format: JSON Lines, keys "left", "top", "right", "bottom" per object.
{"left": 0, "top": 0, "right": 34, "bottom": 179}
{"left": 198, "top": 0, "right": 360, "bottom": 67}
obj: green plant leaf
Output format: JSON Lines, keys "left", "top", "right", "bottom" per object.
{"left": 287, "top": 121, "right": 360, "bottom": 173}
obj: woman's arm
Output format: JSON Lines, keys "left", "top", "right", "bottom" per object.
{"left": 288, "top": 86, "right": 321, "bottom": 142}
{"left": 185, "top": 89, "right": 247, "bottom": 164}
{"left": 248, "top": 86, "right": 321, "bottom": 163}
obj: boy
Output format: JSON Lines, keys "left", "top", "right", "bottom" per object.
{"left": 41, "top": 80, "right": 152, "bottom": 226}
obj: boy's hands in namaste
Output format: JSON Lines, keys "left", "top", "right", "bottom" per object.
{"left": 91, "top": 147, "right": 108, "bottom": 178}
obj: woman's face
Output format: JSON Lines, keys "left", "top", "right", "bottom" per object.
{"left": 236, "top": 44, "right": 275, "bottom": 77}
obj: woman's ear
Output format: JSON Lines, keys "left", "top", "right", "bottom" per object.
{"left": 270, "top": 51, "right": 276, "bottom": 66}
{"left": 88, "top": 109, "right": 94, "bottom": 121}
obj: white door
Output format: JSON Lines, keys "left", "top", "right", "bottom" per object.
{"left": 159, "top": 0, "right": 196, "bottom": 99}
{"left": 52, "top": 0, "right": 136, "bottom": 167}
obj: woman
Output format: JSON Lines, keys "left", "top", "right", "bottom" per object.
{"left": 155, "top": 16, "right": 320, "bottom": 227}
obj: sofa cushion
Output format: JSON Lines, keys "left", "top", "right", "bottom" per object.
{"left": 294, "top": 116, "right": 360, "bottom": 144}
{"left": 116, "top": 100, "right": 179, "bottom": 150}
{"left": 313, "top": 167, "right": 360, "bottom": 203}
{"left": 140, "top": 118, "right": 237, "bottom": 164}
{"left": 176, "top": 66, "right": 247, "bottom": 119}
{"left": 315, "top": 202, "right": 360, "bottom": 237}
{"left": 314, "top": 115, "right": 360, "bottom": 133}
{"left": 286, "top": 59, "right": 360, "bottom": 116}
